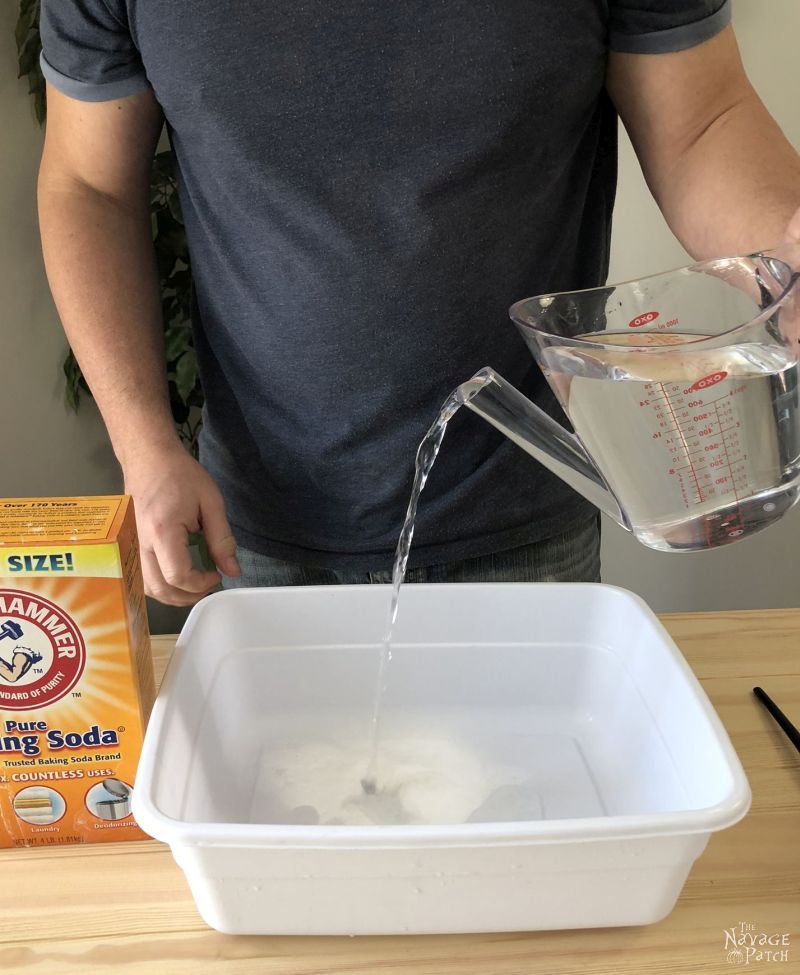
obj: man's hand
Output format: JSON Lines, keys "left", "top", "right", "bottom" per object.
{"left": 123, "top": 444, "right": 240, "bottom": 606}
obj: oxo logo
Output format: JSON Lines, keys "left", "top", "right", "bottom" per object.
{"left": 688, "top": 371, "right": 728, "bottom": 392}
{"left": 628, "top": 311, "right": 659, "bottom": 328}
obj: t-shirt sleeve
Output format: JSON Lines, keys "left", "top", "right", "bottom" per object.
{"left": 609, "top": 0, "right": 732, "bottom": 53}
{"left": 39, "top": 0, "right": 150, "bottom": 102}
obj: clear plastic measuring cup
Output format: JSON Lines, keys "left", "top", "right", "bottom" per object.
{"left": 466, "top": 249, "right": 800, "bottom": 552}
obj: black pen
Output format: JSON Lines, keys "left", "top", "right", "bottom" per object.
{"left": 753, "top": 686, "right": 800, "bottom": 755}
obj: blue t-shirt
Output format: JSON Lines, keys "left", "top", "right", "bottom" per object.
{"left": 40, "top": 0, "right": 731, "bottom": 570}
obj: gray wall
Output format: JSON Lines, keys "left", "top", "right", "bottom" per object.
{"left": 1, "top": 1, "right": 797, "bottom": 618}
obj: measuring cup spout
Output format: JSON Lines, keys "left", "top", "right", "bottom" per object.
{"left": 463, "top": 369, "right": 629, "bottom": 527}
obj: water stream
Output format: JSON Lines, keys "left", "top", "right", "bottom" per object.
{"left": 361, "top": 372, "right": 493, "bottom": 793}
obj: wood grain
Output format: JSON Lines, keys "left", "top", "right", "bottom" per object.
{"left": 1, "top": 613, "right": 798, "bottom": 975}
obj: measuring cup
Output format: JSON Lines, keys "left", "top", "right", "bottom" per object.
{"left": 464, "top": 249, "right": 800, "bottom": 551}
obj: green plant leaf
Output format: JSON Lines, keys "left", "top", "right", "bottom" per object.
{"left": 169, "top": 392, "right": 191, "bottom": 426}
{"left": 17, "top": 34, "right": 40, "bottom": 75}
{"left": 168, "top": 267, "right": 192, "bottom": 291}
{"left": 15, "top": 0, "right": 39, "bottom": 51}
{"left": 164, "top": 324, "right": 191, "bottom": 361}
{"left": 18, "top": 0, "right": 39, "bottom": 22}
{"left": 62, "top": 352, "right": 82, "bottom": 412}
{"left": 14, "top": 19, "right": 28, "bottom": 51}
{"left": 154, "top": 247, "right": 177, "bottom": 282}
{"left": 16, "top": 1, "right": 45, "bottom": 124}
{"left": 155, "top": 207, "right": 184, "bottom": 239}
{"left": 167, "top": 188, "right": 184, "bottom": 223}
{"left": 154, "top": 211, "right": 189, "bottom": 273}
{"left": 186, "top": 387, "right": 205, "bottom": 410}
{"left": 151, "top": 150, "right": 176, "bottom": 184}
{"left": 175, "top": 348, "right": 198, "bottom": 403}
{"left": 30, "top": 73, "right": 46, "bottom": 124}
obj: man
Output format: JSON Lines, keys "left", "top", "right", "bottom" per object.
{"left": 37, "top": 1, "right": 800, "bottom": 606}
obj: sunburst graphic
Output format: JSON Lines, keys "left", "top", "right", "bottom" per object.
{"left": 0, "top": 576, "right": 143, "bottom": 732}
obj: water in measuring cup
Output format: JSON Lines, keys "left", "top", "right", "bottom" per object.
{"left": 544, "top": 335, "right": 800, "bottom": 551}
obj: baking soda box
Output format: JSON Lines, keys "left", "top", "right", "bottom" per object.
{"left": 0, "top": 497, "right": 154, "bottom": 847}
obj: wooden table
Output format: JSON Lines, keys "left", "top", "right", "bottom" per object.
{"left": 1, "top": 610, "right": 798, "bottom": 975}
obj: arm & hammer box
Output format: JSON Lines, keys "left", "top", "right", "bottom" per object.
{"left": 0, "top": 497, "right": 154, "bottom": 847}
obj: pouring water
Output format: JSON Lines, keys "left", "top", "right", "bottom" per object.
{"left": 361, "top": 375, "right": 493, "bottom": 795}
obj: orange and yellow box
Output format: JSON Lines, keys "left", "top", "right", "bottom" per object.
{"left": 0, "top": 497, "right": 154, "bottom": 847}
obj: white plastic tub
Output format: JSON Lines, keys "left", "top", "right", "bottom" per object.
{"left": 133, "top": 583, "right": 750, "bottom": 935}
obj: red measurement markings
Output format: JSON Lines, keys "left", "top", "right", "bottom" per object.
{"left": 708, "top": 399, "right": 747, "bottom": 541}
{"left": 712, "top": 400, "right": 740, "bottom": 506}
{"left": 659, "top": 383, "right": 704, "bottom": 503}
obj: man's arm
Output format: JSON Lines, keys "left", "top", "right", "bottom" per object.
{"left": 607, "top": 25, "right": 800, "bottom": 259}
{"left": 38, "top": 85, "right": 239, "bottom": 605}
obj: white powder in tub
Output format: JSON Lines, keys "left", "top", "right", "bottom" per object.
{"left": 252, "top": 737, "right": 543, "bottom": 827}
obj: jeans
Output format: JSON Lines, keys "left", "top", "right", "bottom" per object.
{"left": 223, "top": 516, "right": 601, "bottom": 587}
